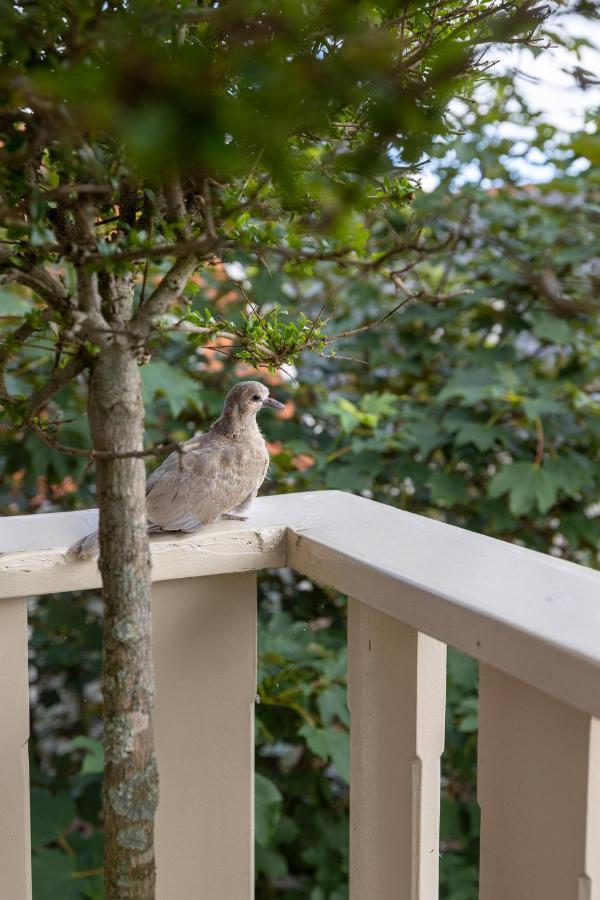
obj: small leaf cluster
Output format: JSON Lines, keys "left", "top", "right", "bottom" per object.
{"left": 181, "top": 306, "right": 328, "bottom": 369}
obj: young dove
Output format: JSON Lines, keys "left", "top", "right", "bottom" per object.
{"left": 68, "top": 381, "right": 285, "bottom": 560}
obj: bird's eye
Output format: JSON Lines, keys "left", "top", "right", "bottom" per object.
{"left": 252, "top": 394, "right": 261, "bottom": 402}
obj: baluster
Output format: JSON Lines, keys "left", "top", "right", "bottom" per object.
{"left": 347, "top": 597, "right": 446, "bottom": 899}
{"left": 0, "top": 596, "right": 31, "bottom": 899}
{"left": 478, "top": 664, "right": 600, "bottom": 900}
{"left": 153, "top": 574, "right": 257, "bottom": 900}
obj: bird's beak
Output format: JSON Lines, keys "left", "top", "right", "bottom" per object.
{"left": 262, "top": 397, "right": 285, "bottom": 411}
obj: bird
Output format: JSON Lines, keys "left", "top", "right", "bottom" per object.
{"left": 68, "top": 380, "right": 285, "bottom": 560}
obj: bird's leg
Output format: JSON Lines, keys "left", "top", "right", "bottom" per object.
{"left": 223, "top": 490, "right": 256, "bottom": 521}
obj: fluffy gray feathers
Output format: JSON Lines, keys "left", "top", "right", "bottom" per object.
{"left": 68, "top": 380, "right": 284, "bottom": 560}
{"left": 145, "top": 431, "right": 269, "bottom": 532}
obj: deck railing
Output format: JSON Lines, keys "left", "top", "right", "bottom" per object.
{"left": 1, "top": 490, "right": 600, "bottom": 899}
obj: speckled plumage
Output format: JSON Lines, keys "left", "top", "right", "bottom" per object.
{"left": 68, "top": 381, "right": 284, "bottom": 560}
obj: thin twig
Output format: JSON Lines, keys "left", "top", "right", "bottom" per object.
{"left": 202, "top": 179, "right": 216, "bottom": 239}
{"left": 236, "top": 147, "right": 265, "bottom": 202}
{"left": 132, "top": 255, "right": 200, "bottom": 337}
{"left": 534, "top": 417, "right": 544, "bottom": 466}
{"left": 24, "top": 352, "right": 90, "bottom": 418}
{"left": 321, "top": 295, "right": 414, "bottom": 343}
{"left": 30, "top": 422, "right": 199, "bottom": 461}
{"left": 0, "top": 307, "right": 54, "bottom": 399}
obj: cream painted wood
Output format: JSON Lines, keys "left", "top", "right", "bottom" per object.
{"left": 0, "top": 506, "right": 285, "bottom": 600}
{"left": 347, "top": 598, "right": 446, "bottom": 900}
{"left": 287, "top": 493, "right": 600, "bottom": 719}
{"left": 0, "top": 597, "right": 31, "bottom": 900}
{"left": 2, "top": 491, "right": 600, "bottom": 896}
{"left": 153, "top": 574, "right": 257, "bottom": 900}
{"left": 3, "top": 492, "right": 599, "bottom": 717}
{"left": 478, "top": 664, "right": 600, "bottom": 900}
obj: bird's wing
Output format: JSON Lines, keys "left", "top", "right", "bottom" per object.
{"left": 145, "top": 432, "right": 204, "bottom": 499}
{"left": 146, "top": 438, "right": 266, "bottom": 531}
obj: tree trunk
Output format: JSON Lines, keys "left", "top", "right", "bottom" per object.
{"left": 89, "top": 340, "right": 158, "bottom": 899}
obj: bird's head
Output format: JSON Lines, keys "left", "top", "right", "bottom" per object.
{"left": 224, "top": 381, "right": 285, "bottom": 421}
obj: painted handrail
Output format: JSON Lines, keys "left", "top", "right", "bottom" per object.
{"left": 1, "top": 491, "right": 599, "bottom": 899}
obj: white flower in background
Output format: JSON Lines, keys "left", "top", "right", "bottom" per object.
{"left": 224, "top": 261, "right": 247, "bottom": 282}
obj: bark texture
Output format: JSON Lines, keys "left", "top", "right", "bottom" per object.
{"left": 89, "top": 339, "right": 158, "bottom": 899}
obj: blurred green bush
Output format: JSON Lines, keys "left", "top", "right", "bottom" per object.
{"left": 2, "top": 89, "right": 598, "bottom": 898}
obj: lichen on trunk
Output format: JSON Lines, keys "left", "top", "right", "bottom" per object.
{"left": 89, "top": 339, "right": 158, "bottom": 899}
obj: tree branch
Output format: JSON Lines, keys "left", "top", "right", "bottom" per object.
{"left": 132, "top": 255, "right": 200, "bottom": 337}
{"left": 97, "top": 236, "right": 218, "bottom": 264}
{"left": 76, "top": 268, "right": 111, "bottom": 342}
{"left": 163, "top": 178, "right": 190, "bottom": 236}
{"left": 0, "top": 249, "right": 71, "bottom": 310}
{"left": 24, "top": 351, "right": 90, "bottom": 419}
{"left": 0, "top": 307, "right": 54, "bottom": 400}
{"left": 30, "top": 421, "right": 200, "bottom": 461}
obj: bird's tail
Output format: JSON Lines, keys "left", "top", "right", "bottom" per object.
{"left": 67, "top": 530, "right": 100, "bottom": 561}
{"left": 67, "top": 523, "right": 169, "bottom": 560}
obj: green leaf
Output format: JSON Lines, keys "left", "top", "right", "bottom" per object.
{"left": 571, "top": 133, "right": 600, "bottom": 164}
{"left": 333, "top": 211, "right": 369, "bottom": 253}
{"left": 428, "top": 471, "right": 466, "bottom": 507}
{"left": 404, "top": 421, "right": 445, "bottom": 457}
{"left": 559, "top": 512, "right": 600, "bottom": 550}
{"left": 456, "top": 696, "right": 479, "bottom": 733}
{"left": 68, "top": 833, "right": 104, "bottom": 898}
{"left": 72, "top": 736, "right": 104, "bottom": 775}
{"left": 255, "top": 773, "right": 283, "bottom": 847}
{"left": 0, "top": 289, "right": 33, "bottom": 316}
{"left": 299, "top": 725, "right": 350, "bottom": 783}
{"left": 32, "top": 849, "right": 78, "bottom": 900}
{"left": 544, "top": 455, "right": 590, "bottom": 497}
{"left": 488, "top": 453, "right": 590, "bottom": 517}
{"left": 322, "top": 398, "right": 361, "bottom": 435}
{"left": 30, "top": 788, "right": 76, "bottom": 850}
{"left": 533, "top": 466, "right": 558, "bottom": 514}
{"left": 317, "top": 684, "right": 350, "bottom": 727}
{"left": 438, "top": 366, "right": 515, "bottom": 405}
{"left": 488, "top": 461, "right": 568, "bottom": 515}
{"left": 359, "top": 392, "right": 398, "bottom": 419}
{"left": 140, "top": 360, "right": 199, "bottom": 416}
{"left": 527, "top": 312, "right": 573, "bottom": 344}
{"left": 447, "top": 649, "right": 478, "bottom": 691}
{"left": 488, "top": 462, "right": 537, "bottom": 516}
{"left": 454, "top": 422, "right": 504, "bottom": 452}
{"left": 440, "top": 795, "right": 466, "bottom": 844}
{"left": 521, "top": 397, "right": 563, "bottom": 419}
{"left": 255, "top": 845, "right": 288, "bottom": 878}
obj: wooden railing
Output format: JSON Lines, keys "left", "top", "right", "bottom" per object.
{"left": 1, "top": 490, "right": 600, "bottom": 899}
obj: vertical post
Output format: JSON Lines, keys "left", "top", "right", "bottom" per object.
{"left": 478, "top": 664, "right": 600, "bottom": 900}
{"left": 347, "top": 597, "right": 446, "bottom": 900}
{"left": 0, "top": 597, "right": 31, "bottom": 899}
{"left": 152, "top": 574, "right": 257, "bottom": 900}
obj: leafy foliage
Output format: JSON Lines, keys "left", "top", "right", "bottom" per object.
{"left": 0, "top": 0, "right": 550, "bottom": 442}
{"left": 2, "top": 43, "right": 598, "bottom": 900}
{"left": 1, "top": 0, "right": 543, "bottom": 183}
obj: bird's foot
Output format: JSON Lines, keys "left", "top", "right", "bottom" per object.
{"left": 223, "top": 513, "right": 249, "bottom": 521}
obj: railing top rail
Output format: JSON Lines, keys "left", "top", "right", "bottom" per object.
{"left": 2, "top": 490, "right": 600, "bottom": 715}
